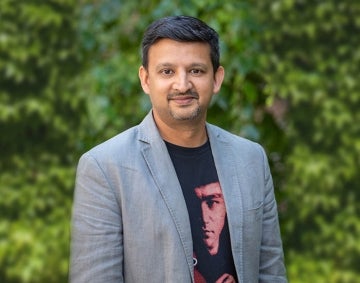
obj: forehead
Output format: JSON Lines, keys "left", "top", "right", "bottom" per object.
{"left": 147, "top": 38, "right": 211, "bottom": 67}
{"left": 194, "top": 182, "right": 223, "bottom": 198}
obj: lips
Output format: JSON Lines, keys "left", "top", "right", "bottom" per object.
{"left": 202, "top": 229, "right": 213, "bottom": 238}
{"left": 172, "top": 95, "right": 195, "bottom": 102}
{"left": 168, "top": 91, "right": 199, "bottom": 100}
{"left": 168, "top": 92, "right": 199, "bottom": 105}
{"left": 171, "top": 95, "right": 196, "bottom": 100}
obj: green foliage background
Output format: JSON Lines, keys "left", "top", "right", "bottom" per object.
{"left": 1, "top": 0, "right": 359, "bottom": 282}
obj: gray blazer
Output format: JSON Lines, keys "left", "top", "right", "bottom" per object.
{"left": 70, "top": 111, "right": 287, "bottom": 283}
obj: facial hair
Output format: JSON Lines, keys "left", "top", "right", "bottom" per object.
{"left": 167, "top": 90, "right": 201, "bottom": 121}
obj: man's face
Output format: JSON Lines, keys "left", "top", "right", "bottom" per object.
{"left": 139, "top": 39, "right": 224, "bottom": 126}
{"left": 194, "top": 182, "right": 226, "bottom": 255}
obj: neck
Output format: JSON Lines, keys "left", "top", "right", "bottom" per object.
{"left": 153, "top": 113, "right": 208, "bottom": 148}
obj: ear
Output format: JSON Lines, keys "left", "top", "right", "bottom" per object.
{"left": 213, "top": 66, "right": 225, "bottom": 94}
{"left": 139, "top": 66, "right": 150, "bottom": 95}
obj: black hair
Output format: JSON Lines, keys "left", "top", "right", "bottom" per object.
{"left": 141, "top": 15, "right": 220, "bottom": 72}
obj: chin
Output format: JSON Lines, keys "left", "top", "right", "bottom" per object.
{"left": 170, "top": 108, "right": 201, "bottom": 121}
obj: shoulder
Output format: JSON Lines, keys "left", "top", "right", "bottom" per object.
{"left": 207, "top": 123, "right": 263, "bottom": 151}
{"left": 82, "top": 125, "right": 141, "bottom": 163}
{"left": 206, "top": 123, "right": 268, "bottom": 167}
{"left": 81, "top": 111, "right": 158, "bottom": 162}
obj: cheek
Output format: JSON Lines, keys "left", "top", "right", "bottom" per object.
{"left": 197, "top": 81, "right": 216, "bottom": 98}
{"left": 149, "top": 79, "right": 171, "bottom": 94}
{"left": 214, "top": 205, "right": 226, "bottom": 220}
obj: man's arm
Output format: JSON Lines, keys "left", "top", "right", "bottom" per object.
{"left": 70, "top": 153, "right": 124, "bottom": 282}
{"left": 259, "top": 147, "right": 287, "bottom": 283}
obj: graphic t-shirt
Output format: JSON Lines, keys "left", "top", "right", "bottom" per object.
{"left": 165, "top": 140, "right": 238, "bottom": 283}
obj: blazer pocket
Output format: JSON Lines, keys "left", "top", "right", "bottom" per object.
{"left": 243, "top": 202, "right": 263, "bottom": 245}
{"left": 244, "top": 201, "right": 263, "bottom": 223}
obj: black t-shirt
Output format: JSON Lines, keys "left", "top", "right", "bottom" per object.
{"left": 165, "top": 140, "right": 238, "bottom": 283}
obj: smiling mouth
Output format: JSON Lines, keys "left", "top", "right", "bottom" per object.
{"left": 168, "top": 90, "right": 199, "bottom": 100}
{"left": 169, "top": 95, "right": 197, "bottom": 105}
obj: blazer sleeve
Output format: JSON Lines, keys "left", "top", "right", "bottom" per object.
{"left": 69, "top": 152, "right": 124, "bottom": 283}
{"left": 259, "top": 146, "right": 287, "bottom": 282}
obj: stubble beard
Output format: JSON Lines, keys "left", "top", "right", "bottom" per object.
{"left": 169, "top": 104, "right": 201, "bottom": 121}
{"left": 168, "top": 90, "right": 202, "bottom": 121}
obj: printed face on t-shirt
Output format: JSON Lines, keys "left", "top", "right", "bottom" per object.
{"left": 194, "top": 181, "right": 226, "bottom": 255}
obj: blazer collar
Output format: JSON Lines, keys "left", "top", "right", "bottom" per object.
{"left": 138, "top": 113, "right": 244, "bottom": 237}
{"left": 207, "top": 123, "right": 244, "bottom": 278}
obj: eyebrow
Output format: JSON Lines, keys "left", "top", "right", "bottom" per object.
{"left": 154, "top": 63, "right": 173, "bottom": 72}
{"left": 189, "top": 63, "right": 208, "bottom": 69}
{"left": 200, "top": 193, "right": 223, "bottom": 201}
{"left": 155, "top": 63, "right": 209, "bottom": 71}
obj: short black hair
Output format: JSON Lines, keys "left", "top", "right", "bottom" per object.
{"left": 141, "top": 15, "right": 220, "bottom": 72}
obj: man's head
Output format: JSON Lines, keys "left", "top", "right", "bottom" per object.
{"left": 139, "top": 16, "right": 224, "bottom": 130}
{"left": 194, "top": 182, "right": 226, "bottom": 255}
{"left": 141, "top": 15, "right": 220, "bottom": 72}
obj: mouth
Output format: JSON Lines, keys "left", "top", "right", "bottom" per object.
{"left": 168, "top": 91, "right": 199, "bottom": 103}
{"left": 202, "top": 229, "right": 213, "bottom": 239}
{"left": 170, "top": 95, "right": 197, "bottom": 105}
{"left": 168, "top": 91, "right": 199, "bottom": 107}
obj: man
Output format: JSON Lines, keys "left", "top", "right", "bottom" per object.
{"left": 70, "top": 15, "right": 287, "bottom": 283}
{"left": 192, "top": 182, "right": 235, "bottom": 282}
{"left": 194, "top": 182, "right": 226, "bottom": 257}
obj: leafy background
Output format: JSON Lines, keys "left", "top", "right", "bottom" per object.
{"left": 1, "top": 0, "right": 359, "bottom": 282}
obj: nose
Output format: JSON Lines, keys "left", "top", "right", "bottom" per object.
{"left": 200, "top": 202, "right": 210, "bottom": 227}
{"left": 173, "top": 71, "right": 192, "bottom": 93}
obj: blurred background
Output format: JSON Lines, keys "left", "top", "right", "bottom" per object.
{"left": 0, "top": 0, "right": 359, "bottom": 282}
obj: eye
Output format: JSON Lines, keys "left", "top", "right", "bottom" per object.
{"left": 190, "top": 69, "right": 203, "bottom": 75}
{"left": 206, "top": 199, "right": 215, "bottom": 208}
{"left": 160, "top": 69, "right": 174, "bottom": 76}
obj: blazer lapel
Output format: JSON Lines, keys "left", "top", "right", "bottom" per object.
{"left": 137, "top": 112, "right": 194, "bottom": 276}
{"left": 207, "top": 124, "right": 244, "bottom": 279}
